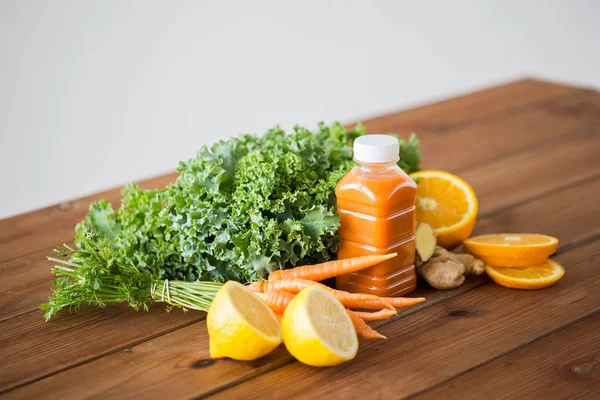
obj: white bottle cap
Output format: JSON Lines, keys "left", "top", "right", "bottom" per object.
{"left": 353, "top": 134, "right": 399, "bottom": 163}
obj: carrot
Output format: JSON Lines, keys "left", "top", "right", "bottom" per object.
{"left": 351, "top": 308, "right": 397, "bottom": 321}
{"left": 347, "top": 310, "right": 386, "bottom": 340}
{"left": 352, "top": 296, "right": 425, "bottom": 310}
{"left": 382, "top": 297, "right": 426, "bottom": 308}
{"left": 256, "top": 289, "right": 295, "bottom": 314}
{"left": 248, "top": 278, "right": 315, "bottom": 293}
{"left": 268, "top": 253, "right": 398, "bottom": 282}
{"left": 248, "top": 278, "right": 395, "bottom": 311}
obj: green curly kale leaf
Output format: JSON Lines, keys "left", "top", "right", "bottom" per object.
{"left": 75, "top": 122, "right": 420, "bottom": 283}
{"left": 390, "top": 133, "right": 421, "bottom": 174}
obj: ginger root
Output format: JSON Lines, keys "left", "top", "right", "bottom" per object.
{"left": 416, "top": 246, "right": 485, "bottom": 289}
{"left": 414, "top": 223, "right": 484, "bottom": 289}
{"left": 415, "top": 223, "right": 437, "bottom": 262}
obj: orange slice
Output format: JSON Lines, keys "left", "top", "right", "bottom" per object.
{"left": 464, "top": 234, "right": 558, "bottom": 267}
{"left": 409, "top": 170, "right": 478, "bottom": 249}
{"left": 485, "top": 260, "right": 565, "bottom": 289}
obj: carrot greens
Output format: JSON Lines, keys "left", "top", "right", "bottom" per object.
{"left": 41, "top": 230, "right": 222, "bottom": 321}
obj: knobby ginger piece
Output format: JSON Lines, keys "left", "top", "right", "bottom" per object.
{"left": 416, "top": 246, "right": 485, "bottom": 290}
{"left": 419, "top": 258, "right": 466, "bottom": 289}
{"left": 433, "top": 246, "right": 485, "bottom": 276}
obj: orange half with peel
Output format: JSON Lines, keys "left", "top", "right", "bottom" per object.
{"left": 464, "top": 233, "right": 558, "bottom": 267}
{"left": 485, "top": 260, "right": 565, "bottom": 289}
{"left": 409, "top": 170, "right": 478, "bottom": 250}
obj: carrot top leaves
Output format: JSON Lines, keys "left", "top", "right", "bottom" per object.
{"left": 41, "top": 230, "right": 222, "bottom": 321}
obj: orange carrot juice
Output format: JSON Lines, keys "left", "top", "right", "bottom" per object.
{"left": 335, "top": 135, "right": 417, "bottom": 297}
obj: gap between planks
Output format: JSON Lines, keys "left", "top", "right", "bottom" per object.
{"left": 353, "top": 78, "right": 585, "bottom": 133}
{"left": 406, "top": 309, "right": 600, "bottom": 400}
{"left": 452, "top": 125, "right": 598, "bottom": 177}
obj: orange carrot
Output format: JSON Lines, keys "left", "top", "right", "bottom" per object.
{"left": 268, "top": 253, "right": 398, "bottom": 282}
{"left": 347, "top": 310, "right": 386, "bottom": 340}
{"left": 248, "top": 278, "right": 395, "bottom": 311}
{"left": 351, "top": 308, "right": 397, "bottom": 321}
{"left": 352, "top": 296, "right": 426, "bottom": 310}
{"left": 382, "top": 297, "right": 426, "bottom": 308}
{"left": 248, "top": 278, "right": 316, "bottom": 293}
{"left": 257, "top": 289, "right": 295, "bottom": 314}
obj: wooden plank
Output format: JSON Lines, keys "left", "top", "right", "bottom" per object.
{"left": 474, "top": 176, "right": 600, "bottom": 246}
{"left": 0, "top": 277, "right": 488, "bottom": 399}
{"left": 418, "top": 90, "right": 600, "bottom": 172}
{"left": 0, "top": 302, "right": 202, "bottom": 392}
{"left": 360, "top": 78, "right": 576, "bottom": 133}
{"left": 463, "top": 128, "right": 600, "bottom": 214}
{"left": 0, "top": 172, "right": 178, "bottom": 263}
{"left": 0, "top": 245, "right": 72, "bottom": 322}
{"left": 207, "top": 239, "right": 600, "bottom": 400}
{"left": 5, "top": 176, "right": 597, "bottom": 399}
{"left": 413, "top": 313, "right": 600, "bottom": 400}
{"left": 0, "top": 80, "right": 581, "bottom": 264}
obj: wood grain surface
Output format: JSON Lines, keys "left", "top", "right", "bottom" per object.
{"left": 1, "top": 78, "right": 599, "bottom": 399}
{"left": 413, "top": 312, "right": 600, "bottom": 400}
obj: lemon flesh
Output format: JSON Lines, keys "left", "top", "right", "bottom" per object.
{"left": 282, "top": 286, "right": 358, "bottom": 367}
{"left": 207, "top": 281, "right": 282, "bottom": 360}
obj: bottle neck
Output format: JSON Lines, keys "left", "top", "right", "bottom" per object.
{"left": 355, "top": 159, "right": 399, "bottom": 172}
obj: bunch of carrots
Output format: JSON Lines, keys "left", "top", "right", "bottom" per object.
{"left": 248, "top": 253, "right": 425, "bottom": 340}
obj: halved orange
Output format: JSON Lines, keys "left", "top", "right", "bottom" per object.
{"left": 464, "top": 233, "right": 558, "bottom": 267}
{"left": 409, "top": 170, "right": 478, "bottom": 249}
{"left": 485, "top": 260, "right": 565, "bottom": 289}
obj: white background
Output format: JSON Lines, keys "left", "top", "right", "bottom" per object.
{"left": 1, "top": 0, "right": 598, "bottom": 219}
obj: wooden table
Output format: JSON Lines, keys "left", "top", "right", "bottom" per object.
{"left": 1, "top": 78, "right": 599, "bottom": 399}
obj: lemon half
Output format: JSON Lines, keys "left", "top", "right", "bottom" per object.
{"left": 281, "top": 285, "right": 358, "bottom": 367}
{"left": 207, "top": 281, "right": 282, "bottom": 360}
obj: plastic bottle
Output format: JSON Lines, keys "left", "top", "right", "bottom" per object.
{"left": 335, "top": 134, "right": 417, "bottom": 297}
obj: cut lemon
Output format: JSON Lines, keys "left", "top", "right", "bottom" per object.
{"left": 409, "top": 170, "right": 478, "bottom": 249}
{"left": 207, "top": 281, "right": 282, "bottom": 360}
{"left": 281, "top": 285, "right": 358, "bottom": 367}
{"left": 464, "top": 233, "right": 558, "bottom": 267}
{"left": 485, "top": 260, "right": 565, "bottom": 289}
